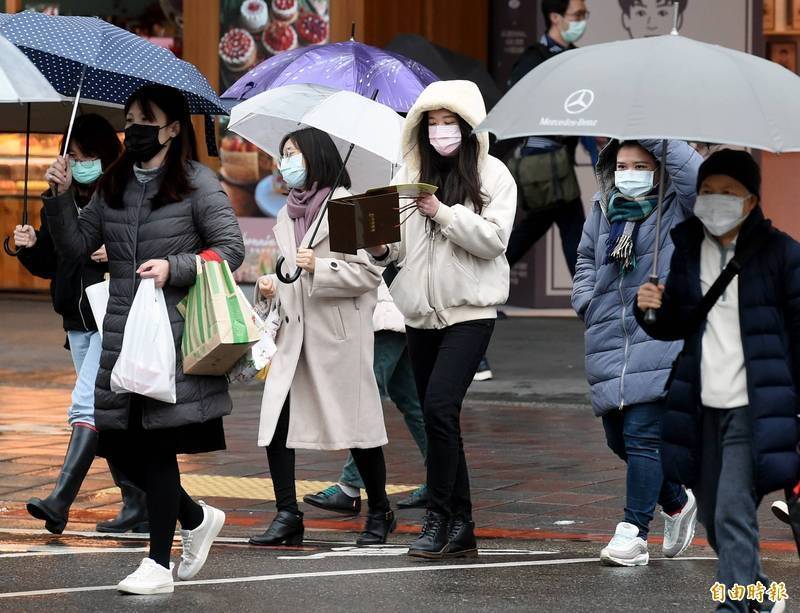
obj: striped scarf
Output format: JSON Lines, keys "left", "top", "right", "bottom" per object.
{"left": 605, "top": 191, "right": 659, "bottom": 273}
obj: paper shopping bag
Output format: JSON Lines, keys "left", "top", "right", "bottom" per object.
{"left": 110, "top": 278, "right": 176, "bottom": 403}
{"left": 179, "top": 258, "right": 262, "bottom": 375}
{"left": 85, "top": 273, "right": 110, "bottom": 339}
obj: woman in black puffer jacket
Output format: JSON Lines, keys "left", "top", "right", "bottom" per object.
{"left": 16, "top": 114, "right": 148, "bottom": 537}
{"left": 42, "top": 85, "right": 244, "bottom": 594}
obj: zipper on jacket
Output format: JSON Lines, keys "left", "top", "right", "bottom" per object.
{"left": 426, "top": 229, "right": 445, "bottom": 327}
{"left": 131, "top": 184, "right": 146, "bottom": 299}
{"left": 74, "top": 199, "right": 89, "bottom": 332}
{"left": 618, "top": 274, "right": 630, "bottom": 410}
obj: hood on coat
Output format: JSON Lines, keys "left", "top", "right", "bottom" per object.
{"left": 595, "top": 139, "right": 672, "bottom": 211}
{"left": 401, "top": 80, "right": 489, "bottom": 179}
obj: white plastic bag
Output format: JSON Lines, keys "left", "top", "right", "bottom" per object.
{"left": 85, "top": 274, "right": 110, "bottom": 339}
{"left": 227, "top": 298, "right": 281, "bottom": 384}
{"left": 110, "top": 278, "right": 177, "bottom": 403}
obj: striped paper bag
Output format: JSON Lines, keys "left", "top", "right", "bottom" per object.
{"left": 178, "top": 258, "right": 262, "bottom": 376}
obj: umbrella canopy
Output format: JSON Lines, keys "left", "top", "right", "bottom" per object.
{"left": 0, "top": 34, "right": 61, "bottom": 105}
{"left": 385, "top": 34, "right": 502, "bottom": 110}
{"left": 228, "top": 83, "right": 403, "bottom": 193}
{"left": 221, "top": 40, "right": 438, "bottom": 113}
{"left": 0, "top": 11, "right": 226, "bottom": 116}
{"left": 476, "top": 33, "right": 800, "bottom": 153}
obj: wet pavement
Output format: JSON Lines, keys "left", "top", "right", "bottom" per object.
{"left": 0, "top": 297, "right": 797, "bottom": 611}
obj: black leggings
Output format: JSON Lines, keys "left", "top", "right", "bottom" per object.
{"left": 267, "top": 399, "right": 389, "bottom": 514}
{"left": 108, "top": 450, "right": 204, "bottom": 568}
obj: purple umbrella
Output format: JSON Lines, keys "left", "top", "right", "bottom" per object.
{"left": 222, "top": 40, "right": 438, "bottom": 113}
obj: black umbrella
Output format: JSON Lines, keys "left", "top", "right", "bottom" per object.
{"left": 385, "top": 34, "right": 503, "bottom": 111}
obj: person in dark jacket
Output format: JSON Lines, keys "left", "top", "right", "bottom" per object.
{"left": 637, "top": 150, "right": 799, "bottom": 612}
{"left": 42, "top": 85, "right": 245, "bottom": 595}
{"left": 15, "top": 114, "right": 148, "bottom": 536}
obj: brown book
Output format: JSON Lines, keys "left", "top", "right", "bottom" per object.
{"left": 764, "top": 0, "right": 775, "bottom": 31}
{"left": 769, "top": 42, "right": 797, "bottom": 72}
{"left": 328, "top": 190, "right": 402, "bottom": 255}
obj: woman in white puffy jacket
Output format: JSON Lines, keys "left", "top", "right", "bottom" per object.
{"left": 367, "top": 80, "right": 516, "bottom": 559}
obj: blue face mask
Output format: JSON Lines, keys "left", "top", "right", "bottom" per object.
{"left": 562, "top": 19, "right": 587, "bottom": 43}
{"left": 70, "top": 158, "right": 103, "bottom": 185}
{"left": 279, "top": 153, "right": 307, "bottom": 190}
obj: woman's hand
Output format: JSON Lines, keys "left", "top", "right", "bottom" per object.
{"left": 417, "top": 193, "right": 441, "bottom": 218}
{"left": 366, "top": 244, "right": 388, "bottom": 258}
{"left": 91, "top": 245, "right": 108, "bottom": 263}
{"left": 258, "top": 275, "right": 276, "bottom": 299}
{"left": 296, "top": 248, "right": 315, "bottom": 273}
{"left": 45, "top": 155, "right": 72, "bottom": 196}
{"left": 13, "top": 225, "right": 36, "bottom": 249}
{"left": 137, "top": 259, "right": 170, "bottom": 288}
{"left": 637, "top": 282, "right": 665, "bottom": 311}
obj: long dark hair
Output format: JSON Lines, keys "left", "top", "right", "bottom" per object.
{"left": 101, "top": 85, "right": 198, "bottom": 208}
{"left": 279, "top": 127, "right": 351, "bottom": 191}
{"left": 62, "top": 113, "right": 122, "bottom": 205}
{"left": 416, "top": 112, "right": 485, "bottom": 213}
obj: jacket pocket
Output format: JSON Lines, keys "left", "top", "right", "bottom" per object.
{"left": 390, "top": 265, "right": 434, "bottom": 320}
{"left": 332, "top": 306, "right": 347, "bottom": 341}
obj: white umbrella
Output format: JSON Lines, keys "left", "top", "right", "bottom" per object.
{"left": 227, "top": 83, "right": 404, "bottom": 193}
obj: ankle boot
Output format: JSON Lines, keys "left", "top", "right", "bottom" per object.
{"left": 407, "top": 511, "right": 450, "bottom": 559}
{"left": 249, "top": 510, "right": 304, "bottom": 546}
{"left": 443, "top": 517, "right": 478, "bottom": 558}
{"left": 96, "top": 459, "right": 149, "bottom": 533}
{"left": 356, "top": 507, "right": 396, "bottom": 546}
{"left": 27, "top": 425, "right": 97, "bottom": 534}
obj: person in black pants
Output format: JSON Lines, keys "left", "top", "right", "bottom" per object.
{"left": 367, "top": 80, "right": 517, "bottom": 559}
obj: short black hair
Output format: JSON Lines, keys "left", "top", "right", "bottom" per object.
{"left": 618, "top": 0, "right": 688, "bottom": 15}
{"left": 279, "top": 127, "right": 351, "bottom": 191}
{"left": 542, "top": 0, "right": 570, "bottom": 27}
{"left": 63, "top": 114, "right": 121, "bottom": 172}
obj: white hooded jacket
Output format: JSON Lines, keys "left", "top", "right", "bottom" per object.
{"left": 373, "top": 80, "right": 517, "bottom": 329}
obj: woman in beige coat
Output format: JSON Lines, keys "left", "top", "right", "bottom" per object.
{"left": 249, "top": 127, "right": 394, "bottom": 548}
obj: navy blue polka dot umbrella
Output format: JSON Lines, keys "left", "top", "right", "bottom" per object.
{"left": 0, "top": 11, "right": 227, "bottom": 154}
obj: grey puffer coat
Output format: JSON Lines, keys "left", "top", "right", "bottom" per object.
{"left": 43, "top": 161, "right": 245, "bottom": 430}
{"left": 571, "top": 140, "right": 702, "bottom": 416}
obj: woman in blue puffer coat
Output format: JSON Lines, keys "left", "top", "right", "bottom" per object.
{"left": 571, "top": 139, "right": 701, "bottom": 566}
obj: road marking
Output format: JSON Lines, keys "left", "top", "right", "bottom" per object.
{"left": 0, "top": 557, "right": 718, "bottom": 599}
{"left": 277, "top": 546, "right": 559, "bottom": 560}
{"left": 0, "top": 547, "right": 148, "bottom": 559}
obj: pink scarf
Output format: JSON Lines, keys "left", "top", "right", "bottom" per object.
{"left": 285, "top": 183, "right": 332, "bottom": 247}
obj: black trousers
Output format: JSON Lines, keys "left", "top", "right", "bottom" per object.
{"left": 505, "top": 197, "right": 585, "bottom": 276}
{"left": 267, "top": 399, "right": 389, "bottom": 514}
{"left": 405, "top": 319, "right": 495, "bottom": 520}
{"left": 108, "top": 448, "right": 204, "bottom": 568}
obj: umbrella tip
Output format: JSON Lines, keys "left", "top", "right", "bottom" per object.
{"left": 350, "top": 22, "right": 356, "bottom": 41}
{"left": 670, "top": 1, "right": 680, "bottom": 35}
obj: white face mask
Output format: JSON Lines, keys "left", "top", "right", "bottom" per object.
{"left": 694, "top": 194, "right": 751, "bottom": 237}
{"left": 615, "top": 170, "right": 655, "bottom": 198}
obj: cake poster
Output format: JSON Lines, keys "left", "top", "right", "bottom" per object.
{"left": 219, "top": 0, "right": 330, "bottom": 90}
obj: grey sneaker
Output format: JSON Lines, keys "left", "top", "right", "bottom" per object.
{"left": 661, "top": 489, "right": 697, "bottom": 558}
{"left": 600, "top": 522, "right": 649, "bottom": 567}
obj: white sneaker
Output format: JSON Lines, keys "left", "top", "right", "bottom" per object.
{"left": 176, "top": 501, "right": 226, "bottom": 581}
{"left": 117, "top": 558, "right": 174, "bottom": 595}
{"left": 600, "top": 522, "right": 649, "bottom": 566}
{"left": 771, "top": 499, "right": 791, "bottom": 524}
{"left": 661, "top": 489, "right": 698, "bottom": 558}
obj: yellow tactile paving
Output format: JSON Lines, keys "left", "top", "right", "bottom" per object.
{"left": 99, "top": 475, "right": 416, "bottom": 502}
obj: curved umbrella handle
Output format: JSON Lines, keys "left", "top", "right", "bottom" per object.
{"left": 275, "top": 255, "right": 302, "bottom": 284}
{"left": 3, "top": 236, "right": 21, "bottom": 257}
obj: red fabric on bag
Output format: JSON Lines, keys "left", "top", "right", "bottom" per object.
{"left": 199, "top": 249, "right": 222, "bottom": 262}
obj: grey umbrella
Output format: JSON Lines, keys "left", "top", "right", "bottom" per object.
{"left": 476, "top": 21, "right": 800, "bottom": 321}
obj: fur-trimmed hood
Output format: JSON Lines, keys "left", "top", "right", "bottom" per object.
{"left": 401, "top": 80, "right": 490, "bottom": 179}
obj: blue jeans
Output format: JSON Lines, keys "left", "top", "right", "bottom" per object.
{"left": 602, "top": 401, "right": 688, "bottom": 539}
{"left": 339, "top": 332, "right": 427, "bottom": 489}
{"left": 66, "top": 330, "right": 101, "bottom": 427}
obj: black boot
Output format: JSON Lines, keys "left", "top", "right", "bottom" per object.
{"left": 249, "top": 510, "right": 304, "bottom": 546}
{"left": 407, "top": 511, "right": 449, "bottom": 559}
{"left": 356, "top": 508, "right": 396, "bottom": 546}
{"left": 26, "top": 425, "right": 97, "bottom": 534}
{"left": 96, "top": 460, "right": 149, "bottom": 533}
{"left": 443, "top": 517, "right": 478, "bottom": 558}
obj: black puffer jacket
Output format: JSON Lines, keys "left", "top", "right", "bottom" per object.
{"left": 636, "top": 209, "right": 800, "bottom": 496}
{"left": 18, "top": 194, "right": 106, "bottom": 333}
{"left": 43, "top": 162, "right": 245, "bottom": 431}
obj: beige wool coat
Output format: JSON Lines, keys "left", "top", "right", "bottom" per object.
{"left": 256, "top": 187, "right": 388, "bottom": 450}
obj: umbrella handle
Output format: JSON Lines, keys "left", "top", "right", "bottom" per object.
{"left": 643, "top": 274, "right": 659, "bottom": 325}
{"left": 3, "top": 236, "right": 21, "bottom": 257}
{"left": 276, "top": 256, "right": 302, "bottom": 284}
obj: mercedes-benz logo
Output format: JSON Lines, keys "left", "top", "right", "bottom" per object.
{"left": 564, "top": 89, "right": 595, "bottom": 115}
